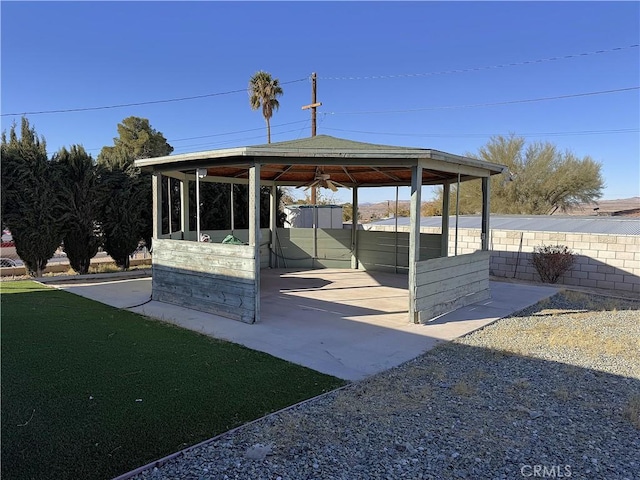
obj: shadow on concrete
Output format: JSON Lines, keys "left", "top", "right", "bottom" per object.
{"left": 48, "top": 268, "right": 558, "bottom": 381}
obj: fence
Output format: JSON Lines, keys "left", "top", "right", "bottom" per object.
{"left": 0, "top": 243, "right": 151, "bottom": 277}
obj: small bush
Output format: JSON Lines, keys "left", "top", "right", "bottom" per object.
{"left": 530, "top": 244, "right": 576, "bottom": 284}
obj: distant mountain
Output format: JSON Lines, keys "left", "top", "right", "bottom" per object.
{"left": 356, "top": 197, "right": 640, "bottom": 222}
{"left": 357, "top": 200, "right": 412, "bottom": 223}
{"left": 554, "top": 197, "right": 640, "bottom": 217}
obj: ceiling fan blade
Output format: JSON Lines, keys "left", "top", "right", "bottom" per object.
{"left": 297, "top": 179, "right": 321, "bottom": 190}
{"left": 324, "top": 179, "right": 349, "bottom": 191}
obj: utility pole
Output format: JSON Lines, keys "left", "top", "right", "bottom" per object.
{"left": 302, "top": 72, "right": 322, "bottom": 204}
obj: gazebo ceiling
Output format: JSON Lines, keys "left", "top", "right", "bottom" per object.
{"left": 135, "top": 135, "right": 506, "bottom": 187}
{"left": 195, "top": 164, "right": 454, "bottom": 187}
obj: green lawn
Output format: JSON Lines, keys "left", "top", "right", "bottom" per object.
{"left": 1, "top": 281, "right": 345, "bottom": 480}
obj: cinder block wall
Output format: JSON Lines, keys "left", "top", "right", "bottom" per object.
{"left": 365, "top": 224, "right": 640, "bottom": 294}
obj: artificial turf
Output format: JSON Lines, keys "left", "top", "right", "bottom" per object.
{"left": 1, "top": 281, "right": 345, "bottom": 480}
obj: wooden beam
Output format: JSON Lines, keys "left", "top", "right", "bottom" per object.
{"left": 249, "top": 163, "right": 261, "bottom": 323}
{"left": 408, "top": 165, "right": 422, "bottom": 324}
{"left": 273, "top": 165, "right": 295, "bottom": 181}
{"left": 341, "top": 166, "right": 357, "bottom": 184}
{"left": 371, "top": 167, "right": 402, "bottom": 182}
{"left": 481, "top": 176, "right": 490, "bottom": 251}
{"left": 269, "top": 184, "right": 277, "bottom": 268}
{"left": 351, "top": 187, "right": 359, "bottom": 269}
{"left": 180, "top": 177, "right": 189, "bottom": 239}
{"left": 301, "top": 102, "right": 322, "bottom": 110}
{"left": 421, "top": 158, "right": 491, "bottom": 178}
{"left": 152, "top": 172, "right": 162, "bottom": 240}
{"left": 441, "top": 182, "right": 450, "bottom": 256}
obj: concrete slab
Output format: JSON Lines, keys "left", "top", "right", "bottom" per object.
{"left": 49, "top": 270, "right": 559, "bottom": 381}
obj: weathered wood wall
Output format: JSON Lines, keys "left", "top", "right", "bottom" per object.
{"left": 413, "top": 250, "right": 490, "bottom": 323}
{"left": 358, "top": 231, "right": 442, "bottom": 273}
{"left": 152, "top": 239, "right": 258, "bottom": 323}
{"left": 271, "top": 229, "right": 442, "bottom": 272}
{"left": 160, "top": 228, "right": 442, "bottom": 273}
{"left": 273, "top": 228, "right": 352, "bottom": 269}
{"left": 162, "top": 229, "right": 272, "bottom": 268}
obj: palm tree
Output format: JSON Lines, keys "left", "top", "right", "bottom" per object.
{"left": 249, "top": 71, "right": 283, "bottom": 144}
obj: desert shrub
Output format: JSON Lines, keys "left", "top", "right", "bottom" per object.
{"left": 530, "top": 244, "right": 576, "bottom": 284}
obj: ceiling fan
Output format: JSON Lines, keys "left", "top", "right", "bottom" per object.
{"left": 299, "top": 173, "right": 349, "bottom": 192}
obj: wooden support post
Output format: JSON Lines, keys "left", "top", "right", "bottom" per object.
{"left": 481, "top": 176, "right": 490, "bottom": 251}
{"left": 269, "top": 184, "right": 277, "bottom": 268}
{"left": 180, "top": 177, "right": 189, "bottom": 240}
{"left": 195, "top": 170, "right": 202, "bottom": 242}
{"left": 152, "top": 172, "right": 162, "bottom": 241}
{"left": 394, "top": 186, "right": 399, "bottom": 273}
{"left": 167, "top": 177, "right": 172, "bottom": 237}
{"left": 408, "top": 165, "right": 422, "bottom": 324}
{"left": 312, "top": 204, "right": 317, "bottom": 268}
{"left": 249, "top": 163, "right": 261, "bottom": 323}
{"left": 455, "top": 173, "right": 460, "bottom": 256}
{"left": 441, "top": 182, "right": 450, "bottom": 257}
{"left": 230, "top": 183, "right": 235, "bottom": 235}
{"left": 351, "top": 186, "right": 359, "bottom": 269}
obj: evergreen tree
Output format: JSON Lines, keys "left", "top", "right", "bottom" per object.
{"left": 95, "top": 168, "right": 148, "bottom": 270}
{"left": 1, "top": 118, "right": 63, "bottom": 277}
{"left": 97, "top": 117, "right": 173, "bottom": 266}
{"left": 97, "top": 116, "right": 173, "bottom": 170}
{"left": 53, "top": 145, "right": 100, "bottom": 274}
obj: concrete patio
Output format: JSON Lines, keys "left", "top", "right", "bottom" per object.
{"left": 47, "top": 269, "right": 558, "bottom": 381}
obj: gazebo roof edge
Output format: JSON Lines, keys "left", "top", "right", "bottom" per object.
{"left": 134, "top": 135, "right": 506, "bottom": 175}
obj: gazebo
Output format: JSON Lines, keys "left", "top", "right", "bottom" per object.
{"left": 135, "top": 135, "right": 506, "bottom": 324}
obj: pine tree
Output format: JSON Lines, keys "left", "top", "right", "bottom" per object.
{"left": 96, "top": 117, "right": 173, "bottom": 267}
{"left": 53, "top": 145, "right": 100, "bottom": 274}
{"left": 1, "top": 118, "right": 63, "bottom": 277}
{"left": 95, "top": 168, "right": 148, "bottom": 270}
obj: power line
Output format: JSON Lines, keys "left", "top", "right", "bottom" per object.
{"left": 171, "top": 128, "right": 305, "bottom": 153}
{"left": 323, "top": 86, "right": 640, "bottom": 116}
{"left": 84, "top": 120, "right": 310, "bottom": 152}
{"left": 5, "top": 44, "right": 637, "bottom": 118}
{"left": 321, "top": 126, "right": 640, "bottom": 139}
{"left": 6, "top": 44, "right": 637, "bottom": 118}
{"left": 168, "top": 120, "right": 309, "bottom": 143}
{"left": 320, "top": 44, "right": 640, "bottom": 81}
{"left": 1, "top": 78, "right": 308, "bottom": 117}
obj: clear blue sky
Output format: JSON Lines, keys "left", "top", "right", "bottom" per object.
{"left": 2, "top": 1, "right": 639, "bottom": 205}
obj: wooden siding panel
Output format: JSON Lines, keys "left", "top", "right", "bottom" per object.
{"left": 412, "top": 251, "right": 490, "bottom": 323}
{"left": 416, "top": 250, "right": 489, "bottom": 274}
{"left": 416, "top": 277, "right": 488, "bottom": 310}
{"left": 152, "top": 239, "right": 258, "bottom": 323}
{"left": 272, "top": 228, "right": 352, "bottom": 268}
{"left": 415, "top": 258, "right": 487, "bottom": 286}
{"left": 358, "top": 231, "right": 442, "bottom": 272}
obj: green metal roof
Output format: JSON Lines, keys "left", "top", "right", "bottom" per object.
{"left": 249, "top": 135, "right": 420, "bottom": 152}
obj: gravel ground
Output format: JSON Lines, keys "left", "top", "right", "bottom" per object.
{"left": 134, "top": 291, "right": 640, "bottom": 480}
